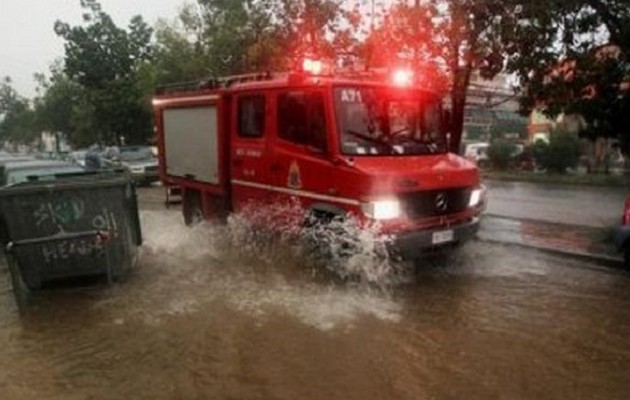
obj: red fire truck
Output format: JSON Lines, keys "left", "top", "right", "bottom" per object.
{"left": 152, "top": 61, "right": 486, "bottom": 259}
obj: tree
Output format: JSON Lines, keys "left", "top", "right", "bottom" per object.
{"left": 151, "top": 0, "right": 357, "bottom": 85}
{"left": 263, "top": 0, "right": 358, "bottom": 61}
{"left": 32, "top": 65, "right": 85, "bottom": 145}
{"left": 0, "top": 77, "right": 38, "bottom": 143}
{"left": 370, "top": 0, "right": 525, "bottom": 152}
{"left": 507, "top": 0, "right": 630, "bottom": 151}
{"left": 54, "top": 0, "right": 154, "bottom": 145}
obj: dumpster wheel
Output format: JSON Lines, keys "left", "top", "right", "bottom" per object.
{"left": 6, "top": 252, "right": 29, "bottom": 313}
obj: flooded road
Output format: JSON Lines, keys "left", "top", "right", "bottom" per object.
{"left": 1, "top": 189, "right": 630, "bottom": 399}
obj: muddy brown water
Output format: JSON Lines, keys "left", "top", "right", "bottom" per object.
{"left": 1, "top": 188, "right": 629, "bottom": 400}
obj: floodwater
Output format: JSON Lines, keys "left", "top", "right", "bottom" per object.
{"left": 1, "top": 200, "right": 630, "bottom": 399}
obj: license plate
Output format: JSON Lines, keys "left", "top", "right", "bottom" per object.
{"left": 432, "top": 229, "right": 454, "bottom": 245}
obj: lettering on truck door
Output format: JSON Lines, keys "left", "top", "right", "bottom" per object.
{"left": 231, "top": 93, "right": 272, "bottom": 212}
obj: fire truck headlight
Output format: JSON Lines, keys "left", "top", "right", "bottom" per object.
{"left": 469, "top": 186, "right": 486, "bottom": 208}
{"left": 361, "top": 199, "right": 401, "bottom": 220}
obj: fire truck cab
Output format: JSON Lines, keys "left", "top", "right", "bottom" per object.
{"left": 153, "top": 63, "right": 486, "bottom": 259}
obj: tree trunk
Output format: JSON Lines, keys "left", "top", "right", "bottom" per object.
{"left": 449, "top": 65, "right": 473, "bottom": 154}
{"left": 450, "top": 95, "right": 466, "bottom": 153}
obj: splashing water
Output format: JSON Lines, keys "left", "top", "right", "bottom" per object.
{"left": 140, "top": 211, "right": 220, "bottom": 262}
{"left": 301, "top": 216, "right": 407, "bottom": 285}
{"left": 139, "top": 200, "right": 410, "bottom": 287}
{"left": 222, "top": 200, "right": 408, "bottom": 285}
{"left": 130, "top": 210, "right": 403, "bottom": 330}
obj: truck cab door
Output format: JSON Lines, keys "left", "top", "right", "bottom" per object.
{"left": 269, "top": 89, "right": 335, "bottom": 220}
{"left": 230, "top": 93, "right": 271, "bottom": 212}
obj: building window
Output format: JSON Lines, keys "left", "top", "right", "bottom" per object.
{"left": 238, "top": 95, "right": 266, "bottom": 138}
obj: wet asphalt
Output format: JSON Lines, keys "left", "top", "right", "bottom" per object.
{"left": 486, "top": 180, "right": 628, "bottom": 227}
{"left": 0, "top": 186, "right": 629, "bottom": 400}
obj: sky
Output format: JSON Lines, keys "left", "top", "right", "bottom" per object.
{"left": 0, "top": 0, "right": 184, "bottom": 99}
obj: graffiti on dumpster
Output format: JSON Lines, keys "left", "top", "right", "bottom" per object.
{"left": 92, "top": 207, "right": 119, "bottom": 236}
{"left": 34, "top": 197, "right": 85, "bottom": 232}
{"left": 41, "top": 238, "right": 105, "bottom": 264}
{"left": 29, "top": 197, "right": 122, "bottom": 264}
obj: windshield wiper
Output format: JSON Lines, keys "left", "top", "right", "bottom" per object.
{"left": 388, "top": 129, "right": 444, "bottom": 154}
{"left": 345, "top": 129, "right": 395, "bottom": 154}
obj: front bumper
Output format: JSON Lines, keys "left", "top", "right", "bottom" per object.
{"left": 389, "top": 217, "right": 480, "bottom": 259}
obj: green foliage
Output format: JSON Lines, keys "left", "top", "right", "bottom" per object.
{"left": 532, "top": 132, "right": 581, "bottom": 174}
{"left": 0, "top": 77, "right": 38, "bottom": 143}
{"left": 32, "top": 67, "right": 84, "bottom": 142}
{"left": 6, "top": 0, "right": 628, "bottom": 154}
{"left": 488, "top": 141, "right": 517, "bottom": 171}
{"left": 507, "top": 1, "right": 630, "bottom": 150}
{"left": 372, "top": 1, "right": 526, "bottom": 152}
{"left": 151, "top": 0, "right": 355, "bottom": 85}
{"left": 54, "top": 0, "right": 154, "bottom": 145}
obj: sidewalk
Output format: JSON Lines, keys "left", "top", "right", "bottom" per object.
{"left": 478, "top": 214, "right": 624, "bottom": 266}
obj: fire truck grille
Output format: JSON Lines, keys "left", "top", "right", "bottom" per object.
{"left": 400, "top": 187, "right": 472, "bottom": 219}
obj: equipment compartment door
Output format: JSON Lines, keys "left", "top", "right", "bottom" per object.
{"left": 163, "top": 105, "right": 220, "bottom": 184}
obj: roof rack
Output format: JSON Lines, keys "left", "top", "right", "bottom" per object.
{"left": 156, "top": 72, "right": 276, "bottom": 94}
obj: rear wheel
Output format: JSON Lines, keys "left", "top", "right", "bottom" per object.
{"left": 183, "top": 191, "right": 204, "bottom": 226}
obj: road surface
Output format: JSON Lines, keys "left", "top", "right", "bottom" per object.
{"left": 486, "top": 180, "right": 628, "bottom": 227}
{"left": 0, "top": 187, "right": 629, "bottom": 400}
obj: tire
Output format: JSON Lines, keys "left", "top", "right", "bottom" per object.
{"left": 183, "top": 191, "right": 204, "bottom": 226}
{"left": 301, "top": 212, "right": 372, "bottom": 280}
{"left": 301, "top": 211, "right": 343, "bottom": 263}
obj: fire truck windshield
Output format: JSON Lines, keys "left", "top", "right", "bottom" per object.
{"left": 334, "top": 86, "right": 446, "bottom": 156}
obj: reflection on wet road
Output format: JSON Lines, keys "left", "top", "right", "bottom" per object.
{"left": 1, "top": 208, "right": 630, "bottom": 400}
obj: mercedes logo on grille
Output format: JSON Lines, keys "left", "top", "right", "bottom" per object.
{"left": 435, "top": 192, "right": 448, "bottom": 212}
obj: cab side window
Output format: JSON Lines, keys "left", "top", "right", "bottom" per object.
{"left": 238, "top": 95, "right": 266, "bottom": 138}
{"left": 277, "top": 91, "right": 327, "bottom": 152}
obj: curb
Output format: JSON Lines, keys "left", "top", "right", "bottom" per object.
{"left": 481, "top": 213, "right": 612, "bottom": 230}
{"left": 477, "top": 214, "right": 625, "bottom": 269}
{"left": 476, "top": 235, "right": 625, "bottom": 269}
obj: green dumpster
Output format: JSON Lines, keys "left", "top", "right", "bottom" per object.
{"left": 0, "top": 171, "right": 142, "bottom": 309}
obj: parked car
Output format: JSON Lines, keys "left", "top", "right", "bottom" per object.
{"left": 0, "top": 160, "right": 85, "bottom": 187}
{"left": 68, "top": 149, "right": 89, "bottom": 167}
{"left": 103, "top": 146, "right": 159, "bottom": 186}
{"left": 464, "top": 142, "right": 490, "bottom": 167}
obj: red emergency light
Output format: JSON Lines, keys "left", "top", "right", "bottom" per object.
{"left": 302, "top": 58, "right": 324, "bottom": 75}
{"left": 392, "top": 68, "right": 414, "bottom": 87}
